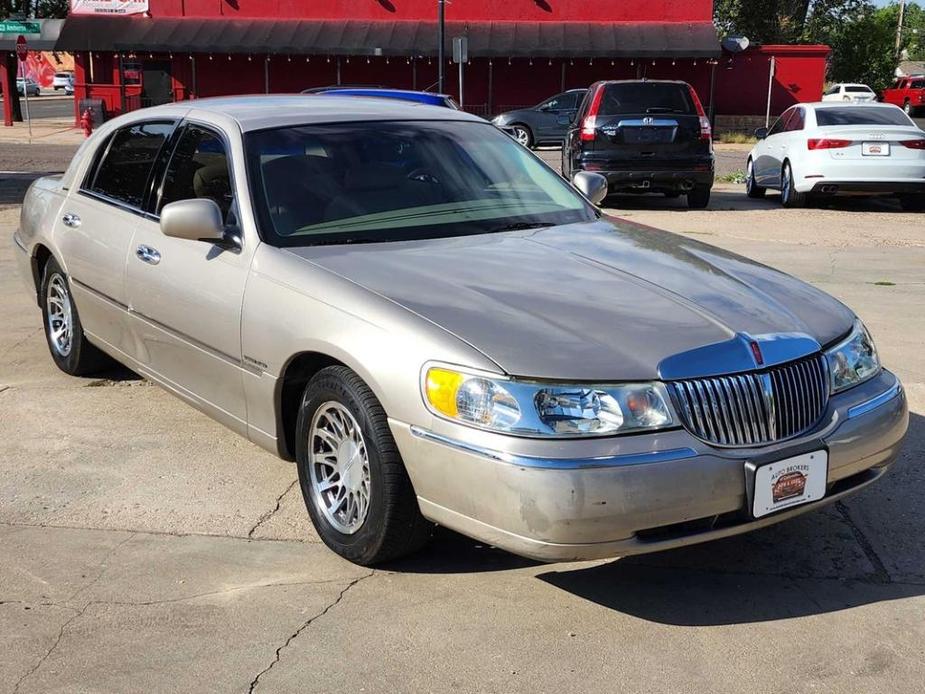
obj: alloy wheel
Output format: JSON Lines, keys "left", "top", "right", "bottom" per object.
{"left": 513, "top": 126, "right": 530, "bottom": 147}
{"left": 308, "top": 401, "right": 371, "bottom": 534}
{"left": 45, "top": 274, "right": 73, "bottom": 357}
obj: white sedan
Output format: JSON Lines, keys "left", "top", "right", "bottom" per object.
{"left": 746, "top": 102, "right": 925, "bottom": 210}
{"left": 821, "top": 83, "right": 877, "bottom": 103}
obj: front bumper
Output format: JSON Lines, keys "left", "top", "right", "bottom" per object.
{"left": 392, "top": 370, "right": 907, "bottom": 562}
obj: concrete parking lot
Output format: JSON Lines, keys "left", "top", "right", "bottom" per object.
{"left": 1, "top": 145, "right": 923, "bottom": 693}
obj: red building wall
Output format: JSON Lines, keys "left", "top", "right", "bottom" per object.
{"left": 150, "top": 0, "right": 713, "bottom": 22}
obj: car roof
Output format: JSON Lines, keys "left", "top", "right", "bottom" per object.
{"left": 805, "top": 101, "right": 901, "bottom": 109}
{"left": 308, "top": 87, "right": 454, "bottom": 105}
{"left": 124, "top": 94, "right": 483, "bottom": 132}
{"left": 594, "top": 79, "right": 690, "bottom": 86}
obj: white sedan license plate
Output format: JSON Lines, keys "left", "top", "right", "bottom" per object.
{"left": 752, "top": 451, "right": 828, "bottom": 518}
{"left": 862, "top": 142, "right": 890, "bottom": 156}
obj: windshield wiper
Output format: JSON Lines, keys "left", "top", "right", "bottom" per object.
{"left": 488, "top": 221, "right": 556, "bottom": 233}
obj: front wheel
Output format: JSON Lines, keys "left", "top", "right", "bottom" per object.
{"left": 780, "top": 162, "right": 807, "bottom": 208}
{"left": 746, "top": 159, "right": 766, "bottom": 198}
{"left": 510, "top": 124, "right": 533, "bottom": 149}
{"left": 295, "top": 366, "right": 433, "bottom": 565}
{"left": 687, "top": 185, "right": 711, "bottom": 209}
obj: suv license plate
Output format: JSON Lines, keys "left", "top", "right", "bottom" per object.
{"left": 862, "top": 142, "right": 890, "bottom": 156}
{"left": 752, "top": 450, "right": 828, "bottom": 518}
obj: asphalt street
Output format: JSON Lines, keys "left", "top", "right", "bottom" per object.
{"left": 0, "top": 95, "right": 73, "bottom": 121}
{"left": 0, "top": 140, "right": 923, "bottom": 693}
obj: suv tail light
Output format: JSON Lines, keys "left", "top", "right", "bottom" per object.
{"left": 687, "top": 85, "right": 712, "bottom": 141}
{"left": 900, "top": 139, "right": 925, "bottom": 149}
{"left": 807, "top": 138, "right": 852, "bottom": 150}
{"left": 580, "top": 84, "right": 605, "bottom": 141}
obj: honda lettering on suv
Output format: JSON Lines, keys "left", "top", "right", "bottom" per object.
{"left": 563, "top": 80, "right": 715, "bottom": 208}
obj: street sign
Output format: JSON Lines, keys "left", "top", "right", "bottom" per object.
{"left": 0, "top": 20, "right": 41, "bottom": 34}
{"left": 452, "top": 36, "right": 468, "bottom": 64}
{"left": 16, "top": 35, "right": 28, "bottom": 61}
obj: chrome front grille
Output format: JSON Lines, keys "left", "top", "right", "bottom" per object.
{"left": 669, "top": 354, "right": 829, "bottom": 446}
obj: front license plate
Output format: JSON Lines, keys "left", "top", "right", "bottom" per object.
{"left": 862, "top": 142, "right": 890, "bottom": 156}
{"left": 752, "top": 450, "right": 828, "bottom": 518}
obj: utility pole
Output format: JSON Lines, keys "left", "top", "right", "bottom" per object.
{"left": 437, "top": 0, "right": 445, "bottom": 92}
{"left": 895, "top": 0, "right": 906, "bottom": 61}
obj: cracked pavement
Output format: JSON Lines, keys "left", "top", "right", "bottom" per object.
{"left": 1, "top": 166, "right": 924, "bottom": 693}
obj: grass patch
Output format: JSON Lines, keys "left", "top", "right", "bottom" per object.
{"left": 717, "top": 170, "right": 746, "bottom": 184}
{"left": 873, "top": 281, "right": 896, "bottom": 286}
{"left": 716, "top": 131, "right": 758, "bottom": 144}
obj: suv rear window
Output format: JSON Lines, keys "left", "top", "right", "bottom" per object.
{"left": 598, "top": 83, "right": 694, "bottom": 116}
{"left": 815, "top": 107, "right": 912, "bottom": 127}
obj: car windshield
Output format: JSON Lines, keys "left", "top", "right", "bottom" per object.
{"left": 245, "top": 120, "right": 595, "bottom": 246}
{"left": 815, "top": 107, "right": 913, "bottom": 127}
{"left": 598, "top": 83, "right": 694, "bottom": 115}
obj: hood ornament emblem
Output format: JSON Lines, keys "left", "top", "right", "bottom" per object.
{"left": 750, "top": 341, "right": 764, "bottom": 366}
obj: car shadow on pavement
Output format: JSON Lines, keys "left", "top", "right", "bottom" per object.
{"left": 535, "top": 411, "right": 923, "bottom": 625}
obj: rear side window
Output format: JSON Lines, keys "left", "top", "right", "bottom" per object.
{"left": 88, "top": 122, "right": 174, "bottom": 208}
{"left": 598, "top": 83, "right": 694, "bottom": 116}
{"left": 911, "top": 80, "right": 925, "bottom": 89}
{"left": 815, "top": 107, "right": 912, "bottom": 127}
{"left": 158, "top": 124, "right": 234, "bottom": 221}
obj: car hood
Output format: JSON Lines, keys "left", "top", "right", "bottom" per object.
{"left": 286, "top": 218, "right": 854, "bottom": 381}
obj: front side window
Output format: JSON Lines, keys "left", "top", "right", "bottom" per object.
{"left": 89, "top": 121, "right": 174, "bottom": 208}
{"left": 159, "top": 124, "right": 234, "bottom": 221}
{"left": 767, "top": 109, "right": 793, "bottom": 136}
{"left": 785, "top": 108, "right": 805, "bottom": 131}
{"left": 246, "top": 120, "right": 595, "bottom": 246}
{"left": 911, "top": 80, "right": 925, "bottom": 89}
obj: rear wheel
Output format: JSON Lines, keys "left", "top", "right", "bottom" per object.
{"left": 745, "top": 158, "right": 766, "bottom": 198}
{"left": 510, "top": 124, "right": 533, "bottom": 149}
{"left": 40, "top": 257, "right": 112, "bottom": 376}
{"left": 295, "top": 366, "right": 433, "bottom": 565}
{"left": 903, "top": 100, "right": 913, "bottom": 116}
{"left": 780, "top": 161, "right": 807, "bottom": 208}
{"left": 899, "top": 194, "right": 925, "bottom": 211}
{"left": 686, "top": 185, "right": 711, "bottom": 209}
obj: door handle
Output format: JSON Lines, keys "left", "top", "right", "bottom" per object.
{"left": 62, "top": 213, "right": 81, "bottom": 228}
{"left": 135, "top": 244, "right": 161, "bottom": 265}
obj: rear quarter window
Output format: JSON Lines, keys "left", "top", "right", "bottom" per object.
{"left": 598, "top": 83, "right": 694, "bottom": 116}
{"left": 815, "top": 107, "right": 913, "bottom": 127}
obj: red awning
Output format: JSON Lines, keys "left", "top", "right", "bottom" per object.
{"left": 56, "top": 17, "right": 720, "bottom": 58}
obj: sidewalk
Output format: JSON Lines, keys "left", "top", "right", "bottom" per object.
{"left": 0, "top": 118, "right": 84, "bottom": 145}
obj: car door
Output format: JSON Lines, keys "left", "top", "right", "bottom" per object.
{"left": 124, "top": 120, "right": 255, "bottom": 432}
{"left": 546, "top": 91, "right": 583, "bottom": 141}
{"left": 755, "top": 108, "right": 794, "bottom": 186}
{"left": 56, "top": 120, "right": 177, "bottom": 356}
{"left": 775, "top": 106, "right": 806, "bottom": 180}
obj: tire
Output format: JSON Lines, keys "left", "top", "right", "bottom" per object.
{"left": 686, "top": 185, "right": 711, "bottom": 209}
{"left": 899, "top": 194, "right": 925, "bottom": 212}
{"left": 780, "top": 161, "right": 807, "bottom": 208}
{"left": 510, "top": 124, "right": 534, "bottom": 149}
{"left": 903, "top": 100, "right": 912, "bottom": 116}
{"left": 745, "top": 158, "right": 766, "bottom": 198}
{"left": 295, "top": 366, "right": 433, "bottom": 565}
{"left": 40, "top": 257, "right": 112, "bottom": 376}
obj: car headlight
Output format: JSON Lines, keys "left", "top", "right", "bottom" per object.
{"left": 423, "top": 366, "right": 673, "bottom": 437}
{"left": 825, "top": 320, "right": 880, "bottom": 394}
{"left": 491, "top": 115, "right": 505, "bottom": 125}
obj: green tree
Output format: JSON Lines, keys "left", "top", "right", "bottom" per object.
{"left": 714, "top": 0, "right": 868, "bottom": 43}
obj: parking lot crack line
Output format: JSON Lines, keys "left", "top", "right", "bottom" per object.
{"left": 12, "top": 602, "right": 91, "bottom": 694}
{"left": 835, "top": 501, "right": 892, "bottom": 584}
{"left": 247, "top": 478, "right": 299, "bottom": 539}
{"left": 64, "top": 532, "right": 136, "bottom": 606}
{"left": 247, "top": 571, "right": 375, "bottom": 693}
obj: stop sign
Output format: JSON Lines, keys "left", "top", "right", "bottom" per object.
{"left": 16, "top": 35, "right": 27, "bottom": 62}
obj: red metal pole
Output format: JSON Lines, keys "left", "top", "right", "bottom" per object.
{"left": 1, "top": 51, "right": 13, "bottom": 127}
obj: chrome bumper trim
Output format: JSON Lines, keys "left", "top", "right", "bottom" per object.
{"left": 12, "top": 231, "right": 28, "bottom": 254}
{"left": 847, "top": 379, "right": 903, "bottom": 419}
{"left": 409, "top": 426, "right": 698, "bottom": 470}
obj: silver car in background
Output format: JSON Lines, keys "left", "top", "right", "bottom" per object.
{"left": 13, "top": 96, "right": 907, "bottom": 565}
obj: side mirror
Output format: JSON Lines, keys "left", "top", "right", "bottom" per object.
{"left": 160, "top": 199, "right": 226, "bottom": 243}
{"left": 572, "top": 171, "right": 608, "bottom": 206}
{"left": 754, "top": 127, "right": 768, "bottom": 140}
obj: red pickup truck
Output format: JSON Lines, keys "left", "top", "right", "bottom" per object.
{"left": 881, "top": 75, "right": 925, "bottom": 115}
